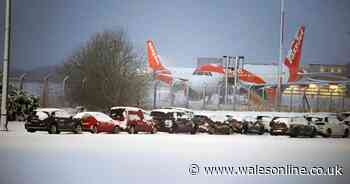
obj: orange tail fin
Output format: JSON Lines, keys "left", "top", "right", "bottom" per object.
{"left": 147, "top": 40, "right": 165, "bottom": 71}
{"left": 284, "top": 25, "right": 305, "bottom": 82}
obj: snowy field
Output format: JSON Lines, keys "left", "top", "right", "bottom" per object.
{"left": 1, "top": 121, "right": 350, "bottom": 184}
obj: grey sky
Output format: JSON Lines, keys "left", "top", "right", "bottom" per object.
{"left": 0, "top": 0, "right": 350, "bottom": 70}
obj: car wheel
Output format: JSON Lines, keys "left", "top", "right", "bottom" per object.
{"left": 190, "top": 128, "right": 197, "bottom": 135}
{"left": 290, "top": 129, "right": 298, "bottom": 138}
{"left": 325, "top": 128, "right": 332, "bottom": 138}
{"left": 228, "top": 128, "right": 234, "bottom": 135}
{"left": 48, "top": 124, "right": 57, "bottom": 134}
{"left": 91, "top": 125, "right": 98, "bottom": 134}
{"left": 129, "top": 126, "right": 135, "bottom": 134}
{"left": 27, "top": 129, "right": 36, "bottom": 133}
{"left": 112, "top": 126, "right": 120, "bottom": 134}
{"left": 343, "top": 129, "right": 349, "bottom": 138}
{"left": 169, "top": 127, "right": 174, "bottom": 134}
{"left": 270, "top": 132, "right": 275, "bottom": 136}
{"left": 74, "top": 124, "right": 82, "bottom": 134}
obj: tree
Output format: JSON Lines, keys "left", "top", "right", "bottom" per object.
{"left": 60, "top": 30, "right": 150, "bottom": 110}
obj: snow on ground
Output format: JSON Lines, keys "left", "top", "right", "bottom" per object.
{"left": 1, "top": 121, "right": 350, "bottom": 184}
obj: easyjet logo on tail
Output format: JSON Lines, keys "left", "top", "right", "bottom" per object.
{"left": 147, "top": 40, "right": 163, "bottom": 71}
{"left": 284, "top": 25, "right": 305, "bottom": 82}
{"left": 286, "top": 26, "right": 304, "bottom": 64}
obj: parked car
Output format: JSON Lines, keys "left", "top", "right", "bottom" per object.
{"left": 288, "top": 117, "right": 317, "bottom": 138}
{"left": 150, "top": 108, "right": 197, "bottom": 134}
{"left": 241, "top": 116, "right": 265, "bottom": 135}
{"left": 110, "top": 107, "right": 157, "bottom": 134}
{"left": 256, "top": 115, "right": 273, "bottom": 132}
{"left": 209, "top": 121, "right": 234, "bottom": 135}
{"left": 25, "top": 108, "right": 82, "bottom": 134}
{"left": 269, "top": 117, "right": 289, "bottom": 135}
{"left": 224, "top": 115, "right": 244, "bottom": 133}
{"left": 74, "top": 112, "right": 121, "bottom": 134}
{"left": 192, "top": 114, "right": 214, "bottom": 134}
{"left": 306, "top": 115, "right": 349, "bottom": 138}
{"left": 341, "top": 115, "right": 350, "bottom": 126}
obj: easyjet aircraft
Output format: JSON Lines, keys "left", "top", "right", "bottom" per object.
{"left": 147, "top": 40, "right": 223, "bottom": 96}
{"left": 147, "top": 25, "right": 348, "bottom": 101}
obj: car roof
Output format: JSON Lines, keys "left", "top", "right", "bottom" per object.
{"left": 305, "top": 113, "right": 338, "bottom": 119}
{"left": 110, "top": 106, "right": 144, "bottom": 112}
{"left": 164, "top": 107, "right": 193, "bottom": 112}
{"left": 74, "top": 112, "right": 112, "bottom": 121}
{"left": 35, "top": 108, "right": 62, "bottom": 113}
{"left": 151, "top": 108, "right": 183, "bottom": 113}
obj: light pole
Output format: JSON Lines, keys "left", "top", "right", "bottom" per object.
{"left": 233, "top": 56, "right": 240, "bottom": 110}
{"left": 1, "top": 0, "right": 12, "bottom": 131}
{"left": 276, "top": 0, "right": 285, "bottom": 111}
{"left": 223, "top": 56, "right": 228, "bottom": 105}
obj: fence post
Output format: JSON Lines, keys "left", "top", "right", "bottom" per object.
{"left": 63, "top": 76, "right": 69, "bottom": 106}
{"left": 289, "top": 88, "right": 293, "bottom": 112}
{"left": 41, "top": 75, "right": 50, "bottom": 107}
{"left": 19, "top": 73, "right": 26, "bottom": 90}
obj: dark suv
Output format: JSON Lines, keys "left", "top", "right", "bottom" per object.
{"left": 25, "top": 108, "right": 82, "bottom": 134}
{"left": 150, "top": 109, "right": 197, "bottom": 134}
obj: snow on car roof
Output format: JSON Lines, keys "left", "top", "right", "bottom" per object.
{"left": 74, "top": 112, "right": 113, "bottom": 122}
{"left": 165, "top": 107, "right": 193, "bottom": 112}
{"left": 305, "top": 113, "right": 337, "bottom": 119}
{"left": 35, "top": 108, "right": 62, "bottom": 113}
{"left": 110, "top": 106, "right": 144, "bottom": 112}
{"left": 151, "top": 108, "right": 184, "bottom": 114}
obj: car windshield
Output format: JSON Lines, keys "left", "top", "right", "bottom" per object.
{"left": 90, "top": 112, "right": 113, "bottom": 122}
{"left": 110, "top": 108, "right": 125, "bottom": 118}
{"left": 35, "top": 111, "right": 50, "bottom": 120}
{"left": 151, "top": 111, "right": 172, "bottom": 119}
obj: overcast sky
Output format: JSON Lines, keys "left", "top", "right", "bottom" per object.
{"left": 0, "top": 0, "right": 350, "bottom": 70}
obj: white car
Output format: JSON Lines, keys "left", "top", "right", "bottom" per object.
{"left": 308, "top": 115, "right": 349, "bottom": 138}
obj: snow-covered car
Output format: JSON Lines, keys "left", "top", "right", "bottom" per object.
{"left": 192, "top": 114, "right": 214, "bottom": 133}
{"left": 241, "top": 116, "right": 265, "bottom": 135}
{"left": 269, "top": 117, "right": 289, "bottom": 135}
{"left": 150, "top": 108, "right": 197, "bottom": 134}
{"left": 224, "top": 116, "right": 244, "bottom": 133}
{"left": 74, "top": 112, "right": 121, "bottom": 134}
{"left": 110, "top": 107, "right": 157, "bottom": 134}
{"left": 256, "top": 115, "right": 273, "bottom": 132}
{"left": 342, "top": 115, "right": 350, "bottom": 126}
{"left": 192, "top": 114, "right": 234, "bottom": 135}
{"left": 209, "top": 121, "right": 234, "bottom": 135}
{"left": 288, "top": 117, "right": 317, "bottom": 138}
{"left": 307, "top": 115, "right": 349, "bottom": 138}
{"left": 25, "top": 108, "right": 82, "bottom": 134}
{"left": 165, "top": 107, "right": 194, "bottom": 120}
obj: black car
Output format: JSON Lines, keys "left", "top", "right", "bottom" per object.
{"left": 288, "top": 117, "right": 317, "bottom": 138}
{"left": 241, "top": 116, "right": 265, "bottom": 135}
{"left": 194, "top": 115, "right": 235, "bottom": 135}
{"left": 25, "top": 108, "right": 82, "bottom": 134}
{"left": 192, "top": 115, "right": 214, "bottom": 134}
{"left": 151, "top": 109, "right": 197, "bottom": 134}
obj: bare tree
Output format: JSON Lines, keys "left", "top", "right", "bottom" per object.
{"left": 60, "top": 30, "right": 150, "bottom": 110}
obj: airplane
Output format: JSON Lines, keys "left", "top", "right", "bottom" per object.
{"left": 147, "top": 25, "right": 349, "bottom": 104}
{"left": 195, "top": 25, "right": 349, "bottom": 100}
{"left": 146, "top": 40, "right": 223, "bottom": 96}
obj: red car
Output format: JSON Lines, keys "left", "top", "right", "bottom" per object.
{"left": 74, "top": 112, "right": 121, "bottom": 133}
{"left": 110, "top": 106, "right": 157, "bottom": 134}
